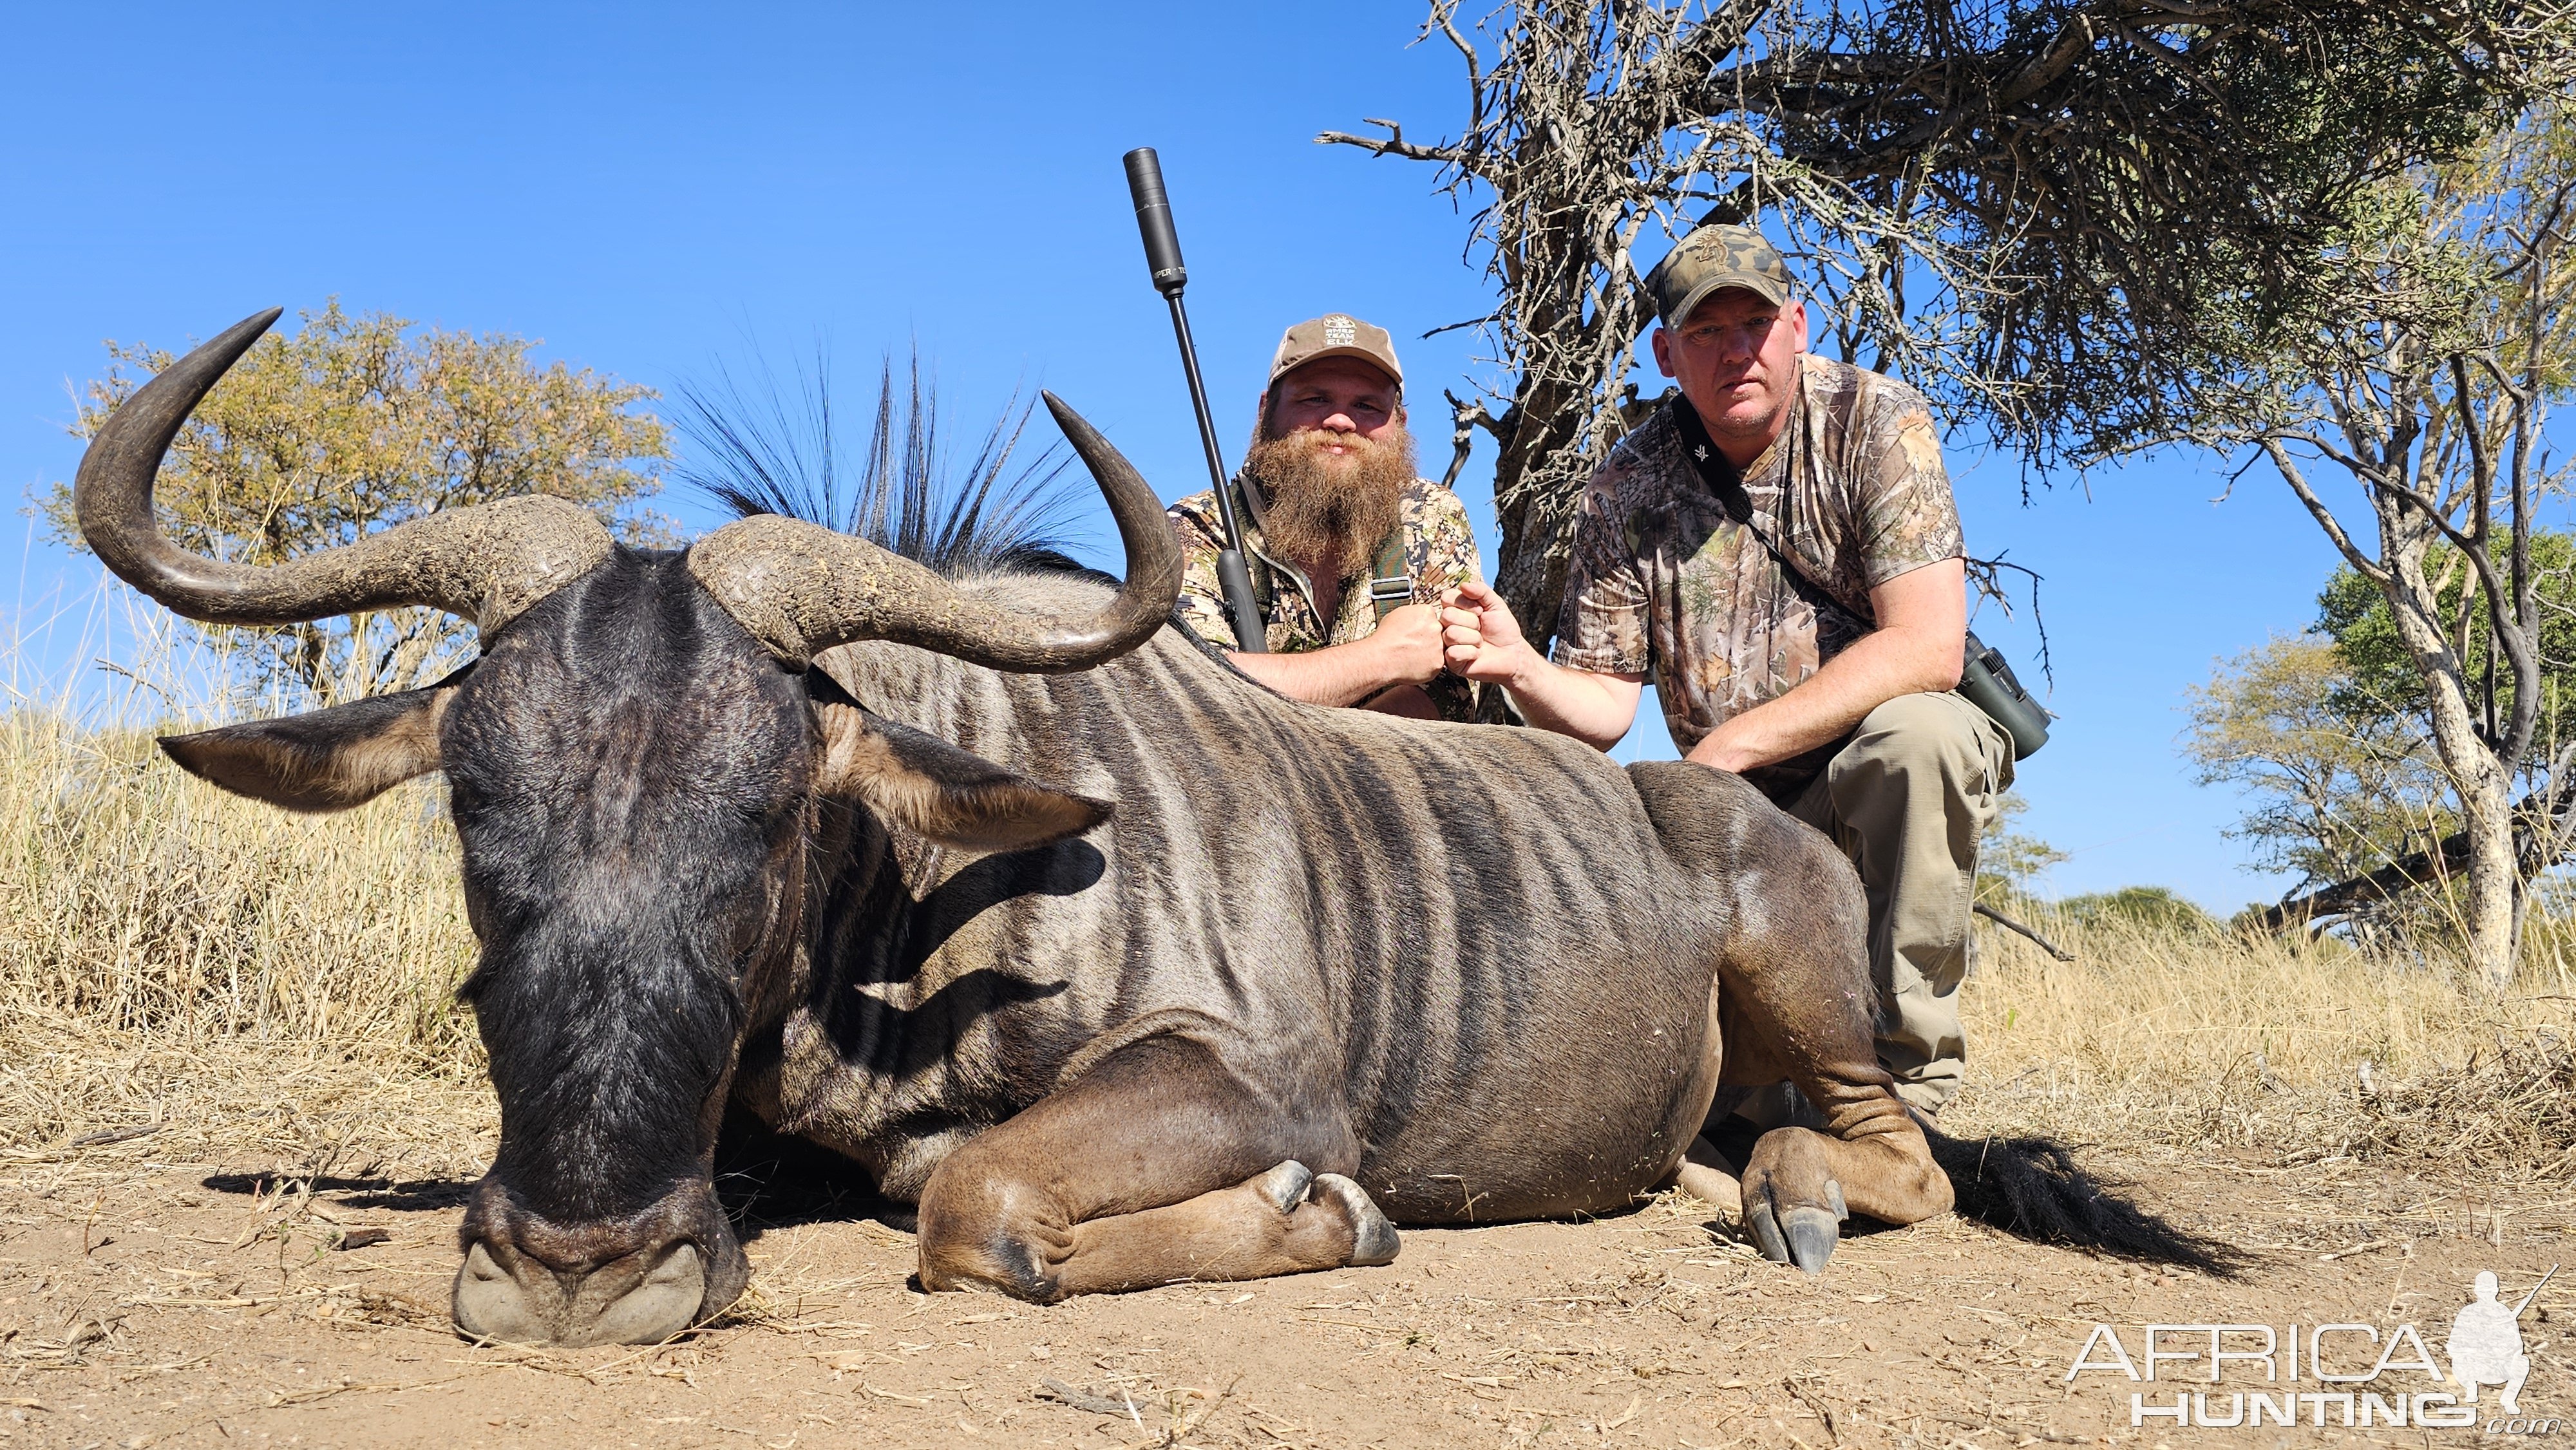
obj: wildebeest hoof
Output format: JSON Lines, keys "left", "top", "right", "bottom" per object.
{"left": 1253, "top": 1160, "right": 1314, "bottom": 1214}
{"left": 1779, "top": 1207, "right": 1842, "bottom": 1274}
{"left": 1745, "top": 1194, "right": 1844, "bottom": 1276}
{"left": 1746, "top": 1198, "right": 1787, "bottom": 1265}
{"left": 1310, "top": 1173, "right": 1399, "bottom": 1266}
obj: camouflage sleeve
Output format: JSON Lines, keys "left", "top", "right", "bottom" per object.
{"left": 1424, "top": 671, "right": 1480, "bottom": 724}
{"left": 1549, "top": 476, "right": 1653, "bottom": 675}
{"left": 1165, "top": 494, "right": 1239, "bottom": 644}
{"left": 1853, "top": 388, "right": 1965, "bottom": 588}
{"left": 1405, "top": 484, "right": 1484, "bottom": 601}
{"left": 1397, "top": 484, "right": 1485, "bottom": 722}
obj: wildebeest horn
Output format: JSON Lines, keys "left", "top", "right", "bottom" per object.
{"left": 686, "top": 391, "right": 1184, "bottom": 671}
{"left": 75, "top": 307, "right": 613, "bottom": 634}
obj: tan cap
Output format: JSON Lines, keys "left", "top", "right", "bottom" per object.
{"left": 1267, "top": 314, "right": 1403, "bottom": 392}
{"left": 1642, "top": 225, "right": 1794, "bottom": 330}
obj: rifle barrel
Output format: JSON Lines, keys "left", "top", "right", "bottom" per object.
{"left": 1122, "top": 146, "right": 1266, "bottom": 652}
{"left": 2513, "top": 1263, "right": 2559, "bottom": 1316}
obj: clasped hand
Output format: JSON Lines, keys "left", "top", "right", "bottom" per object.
{"left": 1356, "top": 587, "right": 1531, "bottom": 690}
{"left": 1361, "top": 602, "right": 1449, "bottom": 686}
{"left": 1436, "top": 581, "right": 1530, "bottom": 683}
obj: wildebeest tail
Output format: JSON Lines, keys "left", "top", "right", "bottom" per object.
{"left": 1922, "top": 1124, "right": 2248, "bottom": 1276}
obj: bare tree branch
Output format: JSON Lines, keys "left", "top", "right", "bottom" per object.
{"left": 1974, "top": 901, "right": 2077, "bottom": 961}
{"left": 2260, "top": 439, "right": 2393, "bottom": 588}
{"left": 1325, "top": 0, "right": 2568, "bottom": 672}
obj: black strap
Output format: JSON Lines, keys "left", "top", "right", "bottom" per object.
{"left": 1228, "top": 476, "right": 1280, "bottom": 617}
{"left": 1669, "top": 399, "right": 2028, "bottom": 754}
{"left": 1667, "top": 399, "right": 1874, "bottom": 637}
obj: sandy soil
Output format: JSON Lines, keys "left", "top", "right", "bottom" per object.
{"left": 1, "top": 1116, "right": 2568, "bottom": 1449}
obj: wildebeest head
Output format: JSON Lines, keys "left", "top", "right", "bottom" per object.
{"left": 75, "top": 310, "right": 1180, "bottom": 1346}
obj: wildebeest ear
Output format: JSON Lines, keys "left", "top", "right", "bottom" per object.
{"left": 158, "top": 678, "right": 459, "bottom": 814}
{"left": 811, "top": 699, "right": 1111, "bottom": 853}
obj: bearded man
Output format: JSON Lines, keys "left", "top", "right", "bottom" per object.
{"left": 1165, "top": 314, "right": 1481, "bottom": 720}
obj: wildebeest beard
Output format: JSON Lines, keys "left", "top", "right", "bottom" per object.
{"left": 1244, "top": 422, "right": 1417, "bottom": 583}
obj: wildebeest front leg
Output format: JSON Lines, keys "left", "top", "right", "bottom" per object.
{"left": 915, "top": 1032, "right": 1394, "bottom": 1301}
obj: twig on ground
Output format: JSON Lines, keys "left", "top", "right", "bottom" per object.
{"left": 1784, "top": 1375, "right": 1841, "bottom": 1444}
{"left": 1036, "top": 1378, "right": 1132, "bottom": 1415}
{"left": 1168, "top": 1374, "right": 1244, "bottom": 1445}
{"left": 67, "top": 1125, "right": 158, "bottom": 1148}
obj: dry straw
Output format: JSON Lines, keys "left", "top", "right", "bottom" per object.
{"left": 3, "top": 713, "right": 476, "bottom": 1064}
{"left": 1957, "top": 907, "right": 2576, "bottom": 1179}
{"left": 3, "top": 569, "right": 483, "bottom": 1159}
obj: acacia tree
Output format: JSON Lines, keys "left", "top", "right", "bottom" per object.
{"left": 46, "top": 302, "right": 670, "bottom": 706}
{"left": 2184, "top": 106, "right": 2576, "bottom": 984}
{"left": 2187, "top": 546, "right": 2576, "bottom": 950}
{"left": 2183, "top": 633, "right": 2459, "bottom": 931}
{"left": 1325, "top": 0, "right": 2564, "bottom": 681}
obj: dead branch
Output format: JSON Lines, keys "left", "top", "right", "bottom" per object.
{"left": 2257, "top": 769, "right": 2576, "bottom": 934}
{"left": 1035, "top": 1379, "right": 1135, "bottom": 1416}
{"left": 1973, "top": 901, "right": 2076, "bottom": 961}
{"left": 1441, "top": 394, "right": 1492, "bottom": 489}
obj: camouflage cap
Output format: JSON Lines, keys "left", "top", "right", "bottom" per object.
{"left": 1642, "top": 225, "right": 1794, "bottom": 330}
{"left": 1268, "top": 314, "right": 1403, "bottom": 393}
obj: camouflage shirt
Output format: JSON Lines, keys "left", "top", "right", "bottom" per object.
{"left": 1551, "top": 354, "right": 1964, "bottom": 794}
{"left": 1167, "top": 474, "right": 1484, "bottom": 722}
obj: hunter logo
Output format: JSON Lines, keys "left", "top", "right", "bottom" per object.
{"left": 2454, "top": 1270, "right": 2544, "bottom": 1417}
{"left": 2061, "top": 1266, "right": 2557, "bottom": 1432}
{"left": 1321, "top": 314, "right": 1356, "bottom": 347}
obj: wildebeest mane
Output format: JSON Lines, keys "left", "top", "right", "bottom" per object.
{"left": 676, "top": 349, "right": 1088, "bottom": 578}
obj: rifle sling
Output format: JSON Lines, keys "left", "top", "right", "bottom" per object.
{"left": 1667, "top": 397, "right": 1875, "bottom": 639}
{"left": 1232, "top": 475, "right": 1417, "bottom": 632}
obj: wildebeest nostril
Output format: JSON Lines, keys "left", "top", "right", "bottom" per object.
{"left": 451, "top": 1238, "right": 710, "bottom": 1348}
{"left": 578, "top": 1242, "right": 706, "bottom": 1348}
{"left": 451, "top": 1240, "right": 553, "bottom": 1346}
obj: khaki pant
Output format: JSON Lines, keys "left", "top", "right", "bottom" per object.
{"left": 1734, "top": 692, "right": 2011, "bottom": 1123}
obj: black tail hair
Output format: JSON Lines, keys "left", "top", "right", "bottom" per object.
{"left": 674, "top": 347, "right": 1088, "bottom": 578}
{"left": 1924, "top": 1124, "right": 2250, "bottom": 1276}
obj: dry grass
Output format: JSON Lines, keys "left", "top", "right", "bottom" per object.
{"left": 1957, "top": 909, "right": 2576, "bottom": 1178}
{"left": 1, "top": 706, "right": 484, "bottom": 1154}
{"left": 0, "top": 710, "right": 478, "bottom": 1057}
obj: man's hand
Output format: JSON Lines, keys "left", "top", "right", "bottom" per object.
{"left": 1223, "top": 602, "right": 1447, "bottom": 707}
{"left": 1363, "top": 602, "right": 1447, "bottom": 687}
{"left": 1681, "top": 556, "right": 1967, "bottom": 775}
{"left": 1438, "top": 582, "right": 1643, "bottom": 749}
{"left": 1439, "top": 580, "right": 1538, "bottom": 682}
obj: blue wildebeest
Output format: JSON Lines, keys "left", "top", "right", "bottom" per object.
{"left": 80, "top": 311, "right": 2221, "bottom": 1348}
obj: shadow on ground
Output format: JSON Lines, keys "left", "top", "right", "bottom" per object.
{"left": 714, "top": 1104, "right": 918, "bottom": 1238}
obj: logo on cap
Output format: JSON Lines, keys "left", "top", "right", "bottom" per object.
{"left": 1321, "top": 315, "right": 1357, "bottom": 347}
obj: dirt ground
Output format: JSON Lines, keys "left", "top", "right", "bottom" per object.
{"left": 2, "top": 1100, "right": 2568, "bottom": 1450}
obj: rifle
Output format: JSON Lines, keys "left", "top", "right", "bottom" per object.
{"left": 1122, "top": 147, "right": 1267, "bottom": 654}
{"left": 2512, "top": 1264, "right": 2559, "bottom": 1317}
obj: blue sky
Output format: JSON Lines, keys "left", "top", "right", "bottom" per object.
{"left": 0, "top": 3, "right": 2382, "bottom": 911}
